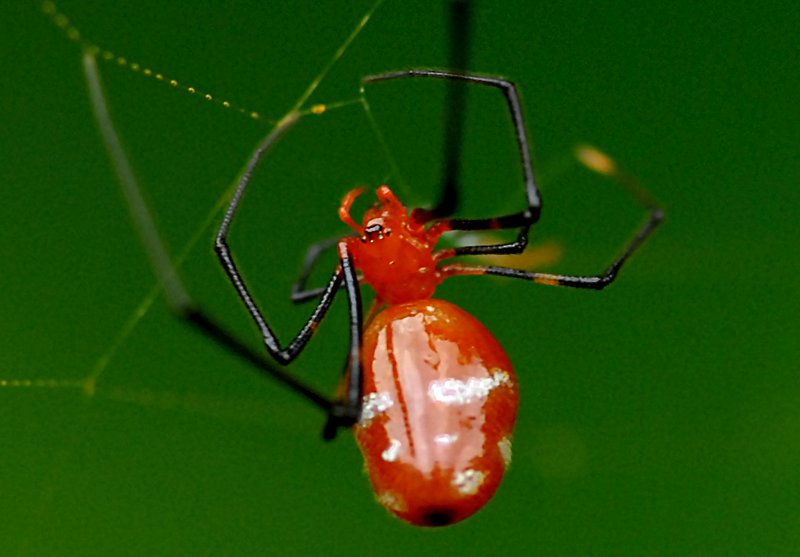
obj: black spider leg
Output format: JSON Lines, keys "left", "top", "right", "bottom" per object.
{"left": 82, "top": 52, "right": 351, "bottom": 428}
{"left": 440, "top": 148, "right": 664, "bottom": 289}
{"left": 363, "top": 70, "right": 542, "bottom": 257}
{"left": 215, "top": 113, "right": 364, "bottom": 438}
{"left": 289, "top": 0, "right": 476, "bottom": 301}
{"left": 290, "top": 235, "right": 359, "bottom": 303}
{"left": 414, "top": 0, "right": 474, "bottom": 221}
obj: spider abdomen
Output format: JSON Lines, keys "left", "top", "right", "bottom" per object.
{"left": 355, "top": 299, "right": 518, "bottom": 526}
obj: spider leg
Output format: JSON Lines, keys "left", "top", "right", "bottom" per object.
{"left": 83, "top": 51, "right": 352, "bottom": 430}
{"left": 290, "top": 234, "right": 365, "bottom": 305}
{"left": 322, "top": 241, "right": 364, "bottom": 439}
{"left": 440, "top": 147, "right": 663, "bottom": 288}
{"left": 413, "top": 0, "right": 474, "bottom": 222}
{"left": 291, "top": 0, "right": 476, "bottom": 301}
{"left": 213, "top": 113, "right": 345, "bottom": 366}
{"left": 364, "top": 70, "right": 542, "bottom": 256}
{"left": 213, "top": 112, "right": 366, "bottom": 435}
{"left": 291, "top": 236, "right": 343, "bottom": 303}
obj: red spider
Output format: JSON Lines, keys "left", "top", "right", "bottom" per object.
{"left": 83, "top": 1, "right": 661, "bottom": 528}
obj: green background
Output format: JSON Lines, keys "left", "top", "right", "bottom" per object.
{"left": 2, "top": 0, "right": 798, "bottom": 555}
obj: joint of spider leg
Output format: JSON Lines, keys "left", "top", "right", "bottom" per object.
{"left": 160, "top": 292, "right": 198, "bottom": 319}
{"left": 586, "top": 275, "right": 612, "bottom": 290}
{"left": 569, "top": 274, "right": 613, "bottom": 290}
{"left": 322, "top": 409, "right": 357, "bottom": 441}
{"left": 329, "top": 401, "right": 361, "bottom": 428}
{"left": 521, "top": 206, "right": 541, "bottom": 225}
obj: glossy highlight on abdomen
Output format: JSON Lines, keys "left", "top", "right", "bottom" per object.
{"left": 355, "top": 299, "right": 518, "bottom": 526}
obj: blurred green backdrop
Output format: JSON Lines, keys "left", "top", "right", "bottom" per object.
{"left": 2, "top": 0, "right": 799, "bottom": 555}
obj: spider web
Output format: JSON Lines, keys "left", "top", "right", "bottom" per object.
{"left": 2, "top": 2, "right": 415, "bottom": 555}
{"left": 2, "top": 2, "right": 585, "bottom": 553}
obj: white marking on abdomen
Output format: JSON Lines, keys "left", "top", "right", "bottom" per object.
{"left": 427, "top": 370, "right": 511, "bottom": 405}
{"left": 359, "top": 391, "right": 394, "bottom": 425}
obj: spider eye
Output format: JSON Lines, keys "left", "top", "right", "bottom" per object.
{"left": 362, "top": 220, "right": 392, "bottom": 243}
{"left": 365, "top": 222, "right": 383, "bottom": 235}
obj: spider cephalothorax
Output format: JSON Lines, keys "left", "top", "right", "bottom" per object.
{"left": 340, "top": 186, "right": 443, "bottom": 305}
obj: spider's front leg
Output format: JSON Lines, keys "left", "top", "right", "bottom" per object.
{"left": 84, "top": 52, "right": 360, "bottom": 438}
{"left": 213, "top": 113, "right": 365, "bottom": 436}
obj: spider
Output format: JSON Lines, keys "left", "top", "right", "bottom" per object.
{"left": 82, "top": 0, "right": 661, "bottom": 527}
